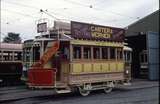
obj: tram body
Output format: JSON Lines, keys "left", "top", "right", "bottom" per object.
{"left": 123, "top": 46, "right": 132, "bottom": 82}
{"left": 0, "top": 43, "right": 23, "bottom": 84}
{"left": 23, "top": 21, "right": 132, "bottom": 96}
{"left": 139, "top": 50, "right": 148, "bottom": 78}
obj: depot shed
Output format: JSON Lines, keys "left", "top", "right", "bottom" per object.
{"left": 125, "top": 10, "right": 159, "bottom": 80}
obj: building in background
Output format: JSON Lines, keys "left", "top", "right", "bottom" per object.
{"left": 125, "top": 10, "right": 159, "bottom": 80}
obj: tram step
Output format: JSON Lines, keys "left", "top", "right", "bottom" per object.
{"left": 56, "top": 89, "right": 71, "bottom": 94}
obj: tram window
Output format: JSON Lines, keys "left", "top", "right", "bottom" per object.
{"left": 14, "top": 52, "right": 18, "bottom": 61}
{"left": 110, "top": 48, "right": 115, "bottom": 59}
{"left": 26, "top": 49, "right": 31, "bottom": 61}
{"left": 140, "top": 54, "right": 144, "bottom": 63}
{"left": 3, "top": 51, "right": 10, "bottom": 61}
{"left": 73, "top": 46, "right": 81, "bottom": 59}
{"left": 61, "top": 47, "right": 69, "bottom": 59}
{"left": 14, "top": 52, "right": 22, "bottom": 61}
{"left": 144, "top": 54, "right": 147, "bottom": 63}
{"left": 83, "top": 47, "right": 91, "bottom": 59}
{"left": 127, "top": 52, "right": 131, "bottom": 62}
{"left": 117, "top": 48, "right": 123, "bottom": 60}
{"left": 102, "top": 47, "right": 108, "bottom": 59}
{"left": 93, "top": 47, "right": 100, "bottom": 59}
{"left": 33, "top": 47, "right": 40, "bottom": 61}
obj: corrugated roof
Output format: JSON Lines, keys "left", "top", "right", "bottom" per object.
{"left": 126, "top": 10, "right": 159, "bottom": 28}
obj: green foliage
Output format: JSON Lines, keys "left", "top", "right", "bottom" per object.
{"left": 3, "top": 32, "right": 22, "bottom": 43}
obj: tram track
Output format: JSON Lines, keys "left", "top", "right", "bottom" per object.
{"left": 0, "top": 85, "right": 158, "bottom": 104}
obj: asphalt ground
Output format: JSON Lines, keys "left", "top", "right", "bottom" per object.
{"left": 0, "top": 79, "right": 159, "bottom": 104}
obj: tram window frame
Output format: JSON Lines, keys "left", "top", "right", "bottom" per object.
{"left": 102, "top": 47, "right": 109, "bottom": 59}
{"left": 127, "top": 51, "right": 131, "bottom": 62}
{"left": 83, "top": 47, "right": 91, "bottom": 59}
{"left": 60, "top": 46, "right": 70, "bottom": 60}
{"left": 26, "top": 49, "right": 31, "bottom": 62}
{"left": 140, "top": 53, "right": 147, "bottom": 63}
{"left": 127, "top": 52, "right": 130, "bottom": 62}
{"left": 93, "top": 47, "right": 100, "bottom": 59}
{"left": 73, "top": 46, "right": 81, "bottom": 59}
{"left": 124, "top": 51, "right": 131, "bottom": 62}
{"left": 117, "top": 48, "right": 123, "bottom": 60}
{"left": 140, "top": 54, "right": 144, "bottom": 63}
{"left": 110, "top": 47, "right": 116, "bottom": 59}
{"left": 144, "top": 53, "right": 147, "bottom": 63}
{"left": 3, "top": 51, "right": 10, "bottom": 61}
{"left": 14, "top": 52, "right": 18, "bottom": 61}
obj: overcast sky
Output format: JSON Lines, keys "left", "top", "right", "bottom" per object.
{"left": 1, "top": 0, "right": 159, "bottom": 41}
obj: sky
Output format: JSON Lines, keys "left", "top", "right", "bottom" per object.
{"left": 1, "top": 0, "right": 159, "bottom": 41}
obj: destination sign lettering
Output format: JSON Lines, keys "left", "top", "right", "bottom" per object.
{"left": 71, "top": 21, "right": 125, "bottom": 42}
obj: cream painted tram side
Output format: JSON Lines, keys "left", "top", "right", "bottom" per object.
{"left": 23, "top": 21, "right": 132, "bottom": 96}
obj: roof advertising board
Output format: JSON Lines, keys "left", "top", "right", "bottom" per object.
{"left": 71, "top": 21, "right": 125, "bottom": 42}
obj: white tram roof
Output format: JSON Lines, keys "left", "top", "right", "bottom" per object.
{"left": 0, "top": 43, "right": 22, "bottom": 51}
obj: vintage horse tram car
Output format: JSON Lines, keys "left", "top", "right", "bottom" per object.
{"left": 23, "top": 21, "right": 132, "bottom": 96}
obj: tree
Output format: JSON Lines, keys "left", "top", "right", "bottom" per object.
{"left": 3, "top": 32, "right": 22, "bottom": 44}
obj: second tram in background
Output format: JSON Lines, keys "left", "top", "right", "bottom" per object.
{"left": 0, "top": 43, "right": 23, "bottom": 86}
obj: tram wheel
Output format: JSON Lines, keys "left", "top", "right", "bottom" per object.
{"left": 78, "top": 86, "right": 90, "bottom": 96}
{"left": 104, "top": 87, "right": 113, "bottom": 93}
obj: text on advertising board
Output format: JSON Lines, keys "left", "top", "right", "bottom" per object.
{"left": 71, "top": 21, "right": 125, "bottom": 42}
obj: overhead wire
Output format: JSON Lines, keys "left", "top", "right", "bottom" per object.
{"left": 2, "top": 0, "right": 135, "bottom": 23}
{"left": 2, "top": 9, "right": 39, "bottom": 19}
{"left": 62, "top": 0, "right": 139, "bottom": 20}
{"left": 2, "top": 1, "right": 69, "bottom": 22}
{"left": 1, "top": 0, "right": 139, "bottom": 27}
{"left": 47, "top": 9, "right": 104, "bottom": 22}
{"left": 63, "top": 0, "right": 90, "bottom": 7}
{"left": 1, "top": 0, "right": 39, "bottom": 10}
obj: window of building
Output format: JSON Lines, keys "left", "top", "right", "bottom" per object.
{"left": 83, "top": 47, "right": 91, "bottom": 59}
{"left": 73, "top": 46, "right": 81, "bottom": 59}
{"left": 110, "top": 47, "right": 115, "bottom": 59}
{"left": 102, "top": 47, "right": 108, "bottom": 59}
{"left": 93, "top": 47, "right": 100, "bottom": 59}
